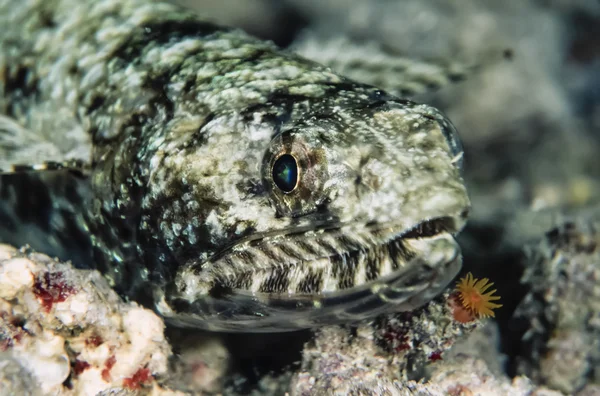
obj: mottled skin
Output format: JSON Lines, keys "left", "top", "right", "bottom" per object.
{"left": 0, "top": 0, "right": 470, "bottom": 331}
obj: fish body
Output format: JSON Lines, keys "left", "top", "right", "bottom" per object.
{"left": 0, "top": 0, "right": 470, "bottom": 331}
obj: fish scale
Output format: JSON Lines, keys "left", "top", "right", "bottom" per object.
{"left": 0, "top": 0, "right": 470, "bottom": 331}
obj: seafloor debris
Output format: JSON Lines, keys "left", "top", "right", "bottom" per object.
{"left": 0, "top": 244, "right": 177, "bottom": 395}
{"left": 512, "top": 219, "right": 600, "bottom": 394}
{"left": 167, "top": 332, "right": 231, "bottom": 394}
{"left": 413, "top": 353, "right": 563, "bottom": 396}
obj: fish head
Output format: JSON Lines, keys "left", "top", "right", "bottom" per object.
{"left": 150, "top": 92, "right": 470, "bottom": 331}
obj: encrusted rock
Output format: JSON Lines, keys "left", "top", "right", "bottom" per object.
{"left": 290, "top": 310, "right": 562, "bottom": 396}
{"left": 0, "top": 244, "right": 176, "bottom": 395}
{"left": 513, "top": 219, "right": 600, "bottom": 394}
{"left": 290, "top": 293, "right": 481, "bottom": 394}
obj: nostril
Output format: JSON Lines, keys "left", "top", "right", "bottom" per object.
{"left": 359, "top": 169, "right": 382, "bottom": 191}
{"left": 359, "top": 160, "right": 386, "bottom": 191}
{"left": 421, "top": 111, "right": 464, "bottom": 172}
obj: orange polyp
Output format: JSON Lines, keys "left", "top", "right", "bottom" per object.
{"left": 454, "top": 272, "right": 502, "bottom": 319}
{"left": 449, "top": 293, "right": 477, "bottom": 323}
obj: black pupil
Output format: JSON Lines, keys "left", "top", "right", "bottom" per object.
{"left": 272, "top": 154, "right": 298, "bottom": 193}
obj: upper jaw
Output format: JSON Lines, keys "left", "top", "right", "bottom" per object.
{"left": 197, "top": 214, "right": 464, "bottom": 288}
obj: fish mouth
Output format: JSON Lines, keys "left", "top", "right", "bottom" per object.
{"left": 161, "top": 216, "right": 463, "bottom": 332}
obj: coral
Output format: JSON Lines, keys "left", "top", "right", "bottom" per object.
{"left": 72, "top": 359, "right": 91, "bottom": 376}
{"left": 101, "top": 356, "right": 117, "bottom": 382}
{"left": 123, "top": 368, "right": 153, "bottom": 390}
{"left": 0, "top": 244, "right": 179, "bottom": 395}
{"left": 32, "top": 271, "right": 77, "bottom": 313}
{"left": 455, "top": 272, "right": 502, "bottom": 318}
{"left": 0, "top": 355, "right": 41, "bottom": 395}
{"left": 448, "top": 293, "right": 477, "bottom": 324}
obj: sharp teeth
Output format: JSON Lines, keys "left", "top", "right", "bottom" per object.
{"left": 250, "top": 273, "right": 266, "bottom": 293}
{"left": 353, "top": 251, "right": 367, "bottom": 286}
{"left": 321, "top": 257, "right": 338, "bottom": 292}
{"left": 379, "top": 249, "right": 393, "bottom": 277}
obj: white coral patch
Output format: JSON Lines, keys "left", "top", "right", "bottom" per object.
{"left": 13, "top": 331, "right": 70, "bottom": 394}
{"left": 0, "top": 258, "right": 35, "bottom": 299}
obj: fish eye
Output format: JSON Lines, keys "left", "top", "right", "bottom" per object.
{"left": 272, "top": 154, "right": 299, "bottom": 193}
